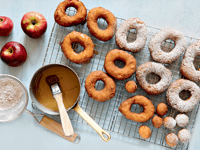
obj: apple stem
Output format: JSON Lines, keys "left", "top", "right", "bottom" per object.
{"left": 32, "top": 20, "right": 36, "bottom": 25}
{"left": 0, "top": 18, "right": 3, "bottom": 22}
{"left": 8, "top": 48, "right": 13, "bottom": 53}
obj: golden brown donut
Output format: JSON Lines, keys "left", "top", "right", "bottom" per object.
{"left": 87, "top": 7, "right": 117, "bottom": 41}
{"left": 125, "top": 81, "right": 137, "bottom": 93}
{"left": 85, "top": 71, "right": 116, "bottom": 102}
{"left": 104, "top": 49, "right": 137, "bottom": 80}
{"left": 165, "top": 133, "right": 178, "bottom": 147}
{"left": 54, "top": 0, "right": 87, "bottom": 27}
{"left": 139, "top": 125, "right": 151, "bottom": 139}
{"left": 61, "top": 31, "right": 94, "bottom": 63}
{"left": 156, "top": 103, "right": 168, "bottom": 116}
{"left": 152, "top": 115, "right": 163, "bottom": 128}
{"left": 119, "top": 95, "right": 155, "bottom": 122}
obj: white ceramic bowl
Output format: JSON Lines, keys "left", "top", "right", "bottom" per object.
{"left": 0, "top": 74, "right": 28, "bottom": 122}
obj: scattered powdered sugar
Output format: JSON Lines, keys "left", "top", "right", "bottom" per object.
{"left": 136, "top": 62, "right": 172, "bottom": 95}
{"left": 181, "top": 40, "right": 200, "bottom": 81}
{"left": 178, "top": 129, "right": 191, "bottom": 143}
{"left": 148, "top": 28, "right": 187, "bottom": 64}
{"left": 0, "top": 78, "right": 23, "bottom": 110}
{"left": 167, "top": 79, "right": 200, "bottom": 112}
{"left": 175, "top": 114, "right": 189, "bottom": 127}
{"left": 164, "top": 117, "right": 176, "bottom": 129}
{"left": 115, "top": 18, "right": 147, "bottom": 52}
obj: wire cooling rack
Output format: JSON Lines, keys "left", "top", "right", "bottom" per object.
{"left": 41, "top": 7, "right": 200, "bottom": 150}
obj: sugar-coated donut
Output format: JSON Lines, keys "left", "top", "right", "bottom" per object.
{"left": 163, "top": 117, "right": 176, "bottom": 129}
{"left": 156, "top": 103, "right": 168, "bottom": 116}
{"left": 54, "top": 0, "right": 87, "bottom": 27}
{"left": 104, "top": 49, "right": 137, "bottom": 80}
{"left": 178, "top": 129, "right": 190, "bottom": 143}
{"left": 167, "top": 79, "right": 200, "bottom": 112}
{"left": 152, "top": 116, "right": 163, "bottom": 128}
{"left": 165, "top": 133, "right": 178, "bottom": 147}
{"left": 85, "top": 71, "right": 116, "bottom": 102}
{"left": 61, "top": 31, "right": 94, "bottom": 63}
{"left": 136, "top": 62, "right": 172, "bottom": 95}
{"left": 149, "top": 28, "right": 187, "bottom": 64}
{"left": 115, "top": 18, "right": 147, "bottom": 52}
{"left": 125, "top": 81, "right": 137, "bottom": 93}
{"left": 87, "top": 7, "right": 117, "bottom": 41}
{"left": 139, "top": 125, "right": 151, "bottom": 139}
{"left": 181, "top": 40, "right": 200, "bottom": 81}
{"left": 119, "top": 95, "right": 155, "bottom": 122}
{"left": 175, "top": 114, "right": 189, "bottom": 127}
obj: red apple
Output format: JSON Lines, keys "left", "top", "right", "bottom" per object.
{"left": 21, "top": 11, "right": 47, "bottom": 38}
{"left": 0, "top": 16, "right": 14, "bottom": 36}
{"left": 0, "top": 41, "right": 27, "bottom": 67}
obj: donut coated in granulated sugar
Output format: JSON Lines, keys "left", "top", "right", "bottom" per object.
{"left": 181, "top": 40, "right": 200, "bottom": 81}
{"left": 149, "top": 28, "right": 187, "bottom": 64}
{"left": 178, "top": 129, "right": 191, "bottom": 143}
{"left": 115, "top": 18, "right": 147, "bottom": 52}
{"left": 136, "top": 62, "right": 172, "bottom": 95}
{"left": 167, "top": 79, "right": 200, "bottom": 112}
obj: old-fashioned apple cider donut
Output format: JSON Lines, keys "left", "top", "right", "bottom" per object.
{"left": 85, "top": 71, "right": 116, "bottom": 102}
{"left": 60, "top": 31, "right": 94, "bottom": 63}
{"left": 54, "top": 0, "right": 87, "bottom": 27}
{"left": 167, "top": 79, "right": 200, "bottom": 112}
{"left": 115, "top": 18, "right": 147, "bottom": 52}
{"left": 149, "top": 28, "right": 187, "bottom": 64}
{"left": 104, "top": 49, "right": 137, "bottom": 80}
{"left": 181, "top": 40, "right": 200, "bottom": 81}
{"left": 87, "top": 7, "right": 117, "bottom": 41}
{"left": 136, "top": 62, "right": 172, "bottom": 95}
{"left": 119, "top": 95, "right": 155, "bottom": 122}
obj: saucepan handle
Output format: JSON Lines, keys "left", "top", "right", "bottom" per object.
{"left": 73, "top": 104, "right": 111, "bottom": 142}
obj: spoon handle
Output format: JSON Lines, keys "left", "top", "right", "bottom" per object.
{"left": 54, "top": 93, "right": 74, "bottom": 136}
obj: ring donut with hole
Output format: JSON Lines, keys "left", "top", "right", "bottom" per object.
{"left": 119, "top": 95, "right": 155, "bottom": 122}
{"left": 104, "top": 49, "right": 137, "bottom": 80}
{"left": 87, "top": 7, "right": 117, "bottom": 41}
{"left": 85, "top": 70, "right": 116, "bottom": 102}
{"left": 181, "top": 40, "right": 200, "bottom": 81}
{"left": 54, "top": 0, "right": 87, "bottom": 27}
{"left": 136, "top": 62, "right": 172, "bottom": 95}
{"left": 60, "top": 31, "right": 94, "bottom": 63}
{"left": 167, "top": 79, "right": 200, "bottom": 112}
{"left": 115, "top": 18, "right": 147, "bottom": 52}
{"left": 148, "top": 28, "right": 187, "bottom": 64}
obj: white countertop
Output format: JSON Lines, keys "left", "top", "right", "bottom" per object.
{"left": 0, "top": 0, "right": 200, "bottom": 150}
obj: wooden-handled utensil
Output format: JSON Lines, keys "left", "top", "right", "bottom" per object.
{"left": 46, "top": 75, "right": 74, "bottom": 137}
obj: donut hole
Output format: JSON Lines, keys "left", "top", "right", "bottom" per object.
{"left": 146, "top": 73, "right": 161, "bottom": 84}
{"left": 161, "top": 39, "right": 175, "bottom": 53}
{"left": 179, "top": 90, "right": 191, "bottom": 100}
{"left": 97, "top": 18, "right": 108, "bottom": 30}
{"left": 114, "top": 60, "right": 125, "bottom": 68}
{"left": 130, "top": 104, "right": 144, "bottom": 113}
{"left": 72, "top": 42, "right": 84, "bottom": 53}
{"left": 193, "top": 55, "right": 200, "bottom": 70}
{"left": 95, "top": 80, "right": 105, "bottom": 91}
{"left": 127, "top": 29, "right": 137, "bottom": 43}
{"left": 65, "top": 6, "right": 77, "bottom": 16}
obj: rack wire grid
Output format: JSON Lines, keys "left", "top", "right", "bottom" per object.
{"left": 42, "top": 7, "right": 200, "bottom": 150}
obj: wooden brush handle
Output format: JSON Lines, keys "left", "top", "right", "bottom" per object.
{"left": 53, "top": 93, "right": 74, "bottom": 136}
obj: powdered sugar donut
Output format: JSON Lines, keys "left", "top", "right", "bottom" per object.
{"left": 181, "top": 40, "right": 200, "bottom": 81}
{"left": 163, "top": 117, "right": 176, "bottom": 129}
{"left": 136, "top": 62, "right": 172, "bottom": 95}
{"left": 115, "top": 18, "right": 147, "bottom": 52}
{"left": 149, "top": 28, "right": 187, "bottom": 64}
{"left": 178, "top": 129, "right": 190, "bottom": 143}
{"left": 167, "top": 79, "right": 200, "bottom": 112}
{"left": 175, "top": 114, "right": 189, "bottom": 127}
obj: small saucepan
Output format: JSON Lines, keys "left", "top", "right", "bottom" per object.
{"left": 29, "top": 63, "right": 110, "bottom": 142}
